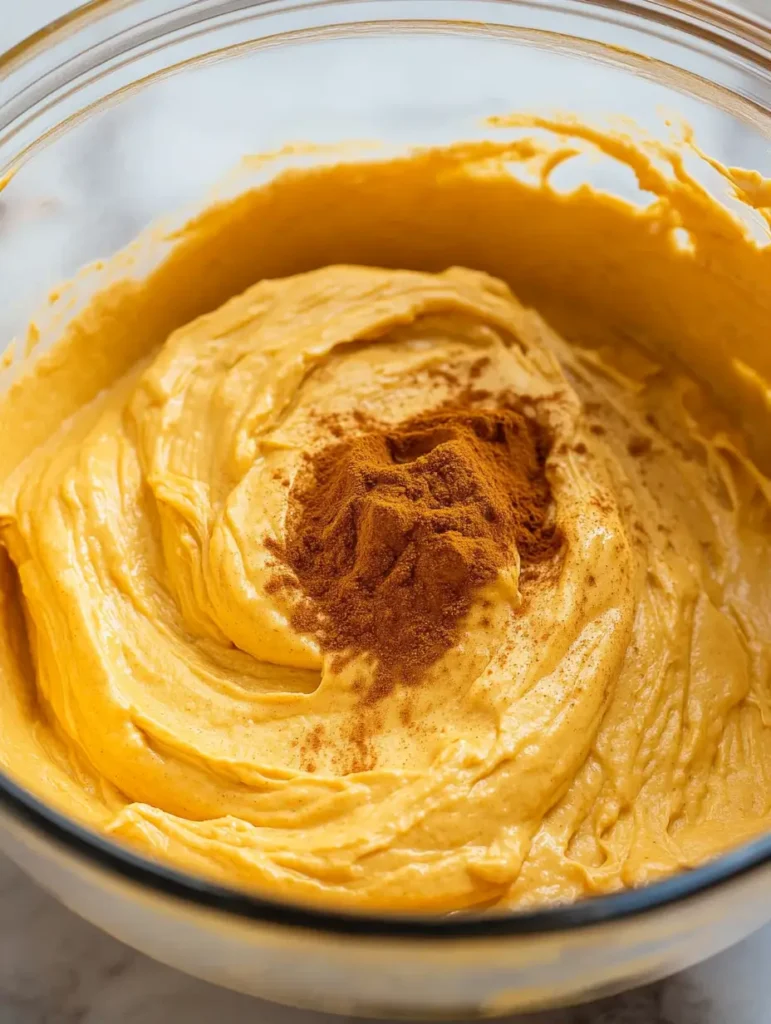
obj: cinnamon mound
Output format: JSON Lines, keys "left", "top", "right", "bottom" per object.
{"left": 269, "top": 407, "right": 560, "bottom": 698}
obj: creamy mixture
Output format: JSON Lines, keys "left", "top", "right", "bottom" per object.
{"left": 0, "top": 118, "right": 769, "bottom": 912}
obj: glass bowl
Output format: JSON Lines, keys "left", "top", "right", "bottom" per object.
{"left": 1, "top": 0, "right": 771, "bottom": 1016}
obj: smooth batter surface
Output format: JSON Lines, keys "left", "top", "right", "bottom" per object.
{"left": 0, "top": 118, "right": 770, "bottom": 912}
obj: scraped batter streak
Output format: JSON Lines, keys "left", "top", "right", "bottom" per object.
{"left": 0, "top": 118, "right": 770, "bottom": 911}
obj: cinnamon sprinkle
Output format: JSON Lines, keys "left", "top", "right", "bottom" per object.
{"left": 267, "top": 405, "right": 561, "bottom": 703}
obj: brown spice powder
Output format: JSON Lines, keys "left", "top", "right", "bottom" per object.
{"left": 627, "top": 435, "right": 653, "bottom": 457}
{"left": 268, "top": 406, "right": 561, "bottom": 701}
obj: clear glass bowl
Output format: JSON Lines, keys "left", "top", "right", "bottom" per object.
{"left": 1, "top": 1, "right": 771, "bottom": 1016}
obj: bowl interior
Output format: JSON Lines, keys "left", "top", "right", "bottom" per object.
{"left": 0, "top": 0, "right": 770, "bottom": 932}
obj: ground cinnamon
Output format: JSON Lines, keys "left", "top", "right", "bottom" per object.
{"left": 267, "top": 405, "right": 560, "bottom": 701}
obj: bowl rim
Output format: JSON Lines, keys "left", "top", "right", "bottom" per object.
{"left": 3, "top": 0, "right": 771, "bottom": 99}
{"left": 2, "top": 0, "right": 771, "bottom": 940}
{"left": 5, "top": 760, "right": 771, "bottom": 938}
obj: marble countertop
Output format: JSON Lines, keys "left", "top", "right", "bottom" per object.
{"left": 3, "top": 2, "right": 771, "bottom": 1022}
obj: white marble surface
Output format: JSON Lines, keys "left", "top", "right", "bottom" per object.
{"left": 3, "top": 2, "right": 771, "bottom": 1023}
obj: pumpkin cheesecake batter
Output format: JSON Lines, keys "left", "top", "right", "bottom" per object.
{"left": 0, "top": 119, "right": 770, "bottom": 912}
